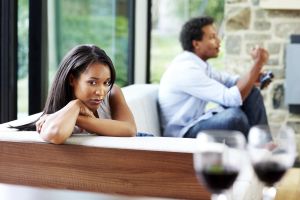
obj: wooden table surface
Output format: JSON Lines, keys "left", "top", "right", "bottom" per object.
{"left": 275, "top": 168, "right": 300, "bottom": 200}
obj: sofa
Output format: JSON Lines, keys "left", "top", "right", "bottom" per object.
{"left": 0, "top": 84, "right": 263, "bottom": 200}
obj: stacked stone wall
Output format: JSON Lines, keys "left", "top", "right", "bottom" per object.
{"left": 224, "top": 0, "right": 300, "bottom": 131}
{"left": 224, "top": 0, "right": 300, "bottom": 159}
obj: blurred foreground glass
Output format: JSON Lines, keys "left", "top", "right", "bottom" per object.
{"left": 248, "top": 124, "right": 297, "bottom": 200}
{"left": 193, "top": 130, "right": 246, "bottom": 200}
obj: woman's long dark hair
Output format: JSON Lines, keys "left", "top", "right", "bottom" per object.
{"left": 13, "top": 45, "right": 116, "bottom": 131}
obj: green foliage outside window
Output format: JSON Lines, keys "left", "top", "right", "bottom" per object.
{"left": 55, "top": 0, "right": 129, "bottom": 86}
{"left": 150, "top": 0, "right": 225, "bottom": 83}
{"left": 18, "top": 0, "right": 29, "bottom": 79}
{"left": 18, "top": 0, "right": 129, "bottom": 87}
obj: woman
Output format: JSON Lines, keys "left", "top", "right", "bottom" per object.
{"left": 15, "top": 44, "right": 137, "bottom": 144}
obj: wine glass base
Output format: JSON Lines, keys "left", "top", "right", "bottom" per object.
{"left": 263, "top": 186, "right": 277, "bottom": 200}
{"left": 211, "top": 193, "right": 227, "bottom": 200}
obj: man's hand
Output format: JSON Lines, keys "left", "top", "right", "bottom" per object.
{"left": 260, "top": 71, "right": 274, "bottom": 89}
{"left": 250, "top": 46, "right": 269, "bottom": 67}
{"left": 237, "top": 46, "right": 270, "bottom": 100}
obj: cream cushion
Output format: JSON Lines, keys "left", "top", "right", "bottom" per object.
{"left": 122, "top": 84, "right": 161, "bottom": 136}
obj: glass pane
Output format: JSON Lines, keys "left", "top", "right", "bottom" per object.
{"left": 150, "top": 0, "right": 225, "bottom": 83}
{"left": 17, "top": 0, "right": 29, "bottom": 118}
{"left": 48, "top": 0, "right": 130, "bottom": 87}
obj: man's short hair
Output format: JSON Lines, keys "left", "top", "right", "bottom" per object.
{"left": 179, "top": 16, "right": 214, "bottom": 52}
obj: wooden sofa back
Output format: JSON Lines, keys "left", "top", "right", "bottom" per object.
{"left": 0, "top": 132, "right": 210, "bottom": 200}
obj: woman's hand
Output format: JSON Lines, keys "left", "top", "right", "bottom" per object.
{"left": 39, "top": 100, "right": 87, "bottom": 144}
{"left": 77, "top": 100, "right": 96, "bottom": 118}
{"left": 36, "top": 114, "right": 49, "bottom": 133}
{"left": 75, "top": 85, "right": 137, "bottom": 137}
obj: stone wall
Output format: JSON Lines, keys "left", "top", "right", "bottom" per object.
{"left": 224, "top": 0, "right": 300, "bottom": 133}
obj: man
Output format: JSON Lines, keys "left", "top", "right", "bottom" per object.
{"left": 158, "top": 16, "right": 269, "bottom": 138}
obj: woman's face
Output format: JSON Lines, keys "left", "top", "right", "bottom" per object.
{"left": 70, "top": 62, "right": 111, "bottom": 111}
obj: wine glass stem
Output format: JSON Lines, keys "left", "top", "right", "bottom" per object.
{"left": 211, "top": 193, "right": 227, "bottom": 200}
{"left": 263, "top": 186, "right": 277, "bottom": 200}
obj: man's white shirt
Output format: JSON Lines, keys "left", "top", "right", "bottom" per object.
{"left": 158, "top": 51, "right": 242, "bottom": 137}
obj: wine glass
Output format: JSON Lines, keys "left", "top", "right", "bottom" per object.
{"left": 193, "top": 130, "right": 246, "bottom": 200}
{"left": 248, "top": 124, "right": 297, "bottom": 200}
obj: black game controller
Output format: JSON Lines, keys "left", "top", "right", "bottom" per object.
{"left": 260, "top": 71, "right": 274, "bottom": 89}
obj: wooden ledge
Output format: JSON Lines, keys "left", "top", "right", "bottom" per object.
{"left": 0, "top": 133, "right": 210, "bottom": 199}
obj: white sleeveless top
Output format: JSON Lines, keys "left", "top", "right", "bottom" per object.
{"left": 73, "top": 92, "right": 111, "bottom": 134}
{"left": 96, "top": 92, "right": 112, "bottom": 120}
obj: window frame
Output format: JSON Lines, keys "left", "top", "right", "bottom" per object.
{"left": 0, "top": 0, "right": 18, "bottom": 123}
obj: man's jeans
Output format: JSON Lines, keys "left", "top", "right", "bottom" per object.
{"left": 184, "top": 87, "right": 268, "bottom": 138}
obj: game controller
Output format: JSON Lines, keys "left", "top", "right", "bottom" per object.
{"left": 260, "top": 71, "right": 274, "bottom": 89}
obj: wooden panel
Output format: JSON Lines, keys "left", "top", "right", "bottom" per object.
{"left": 0, "top": 141, "right": 210, "bottom": 200}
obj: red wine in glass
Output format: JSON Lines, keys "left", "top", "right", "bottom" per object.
{"left": 193, "top": 130, "right": 246, "bottom": 200}
{"left": 248, "top": 124, "right": 296, "bottom": 200}
{"left": 196, "top": 165, "right": 239, "bottom": 194}
{"left": 253, "top": 161, "right": 286, "bottom": 187}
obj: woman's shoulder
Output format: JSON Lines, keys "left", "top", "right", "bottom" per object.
{"left": 110, "top": 84, "right": 124, "bottom": 98}
{"left": 111, "top": 84, "right": 121, "bottom": 92}
{"left": 108, "top": 84, "right": 127, "bottom": 107}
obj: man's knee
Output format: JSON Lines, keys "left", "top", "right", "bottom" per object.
{"left": 225, "top": 108, "right": 250, "bottom": 135}
{"left": 246, "top": 87, "right": 264, "bottom": 103}
{"left": 242, "top": 87, "right": 268, "bottom": 126}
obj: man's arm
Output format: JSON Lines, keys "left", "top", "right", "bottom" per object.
{"left": 237, "top": 47, "right": 269, "bottom": 100}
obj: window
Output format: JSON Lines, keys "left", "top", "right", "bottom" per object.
{"left": 150, "top": 0, "right": 225, "bottom": 83}
{"left": 17, "top": 0, "right": 29, "bottom": 118}
{"left": 16, "top": 0, "right": 134, "bottom": 118}
{"left": 49, "top": 0, "right": 132, "bottom": 86}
